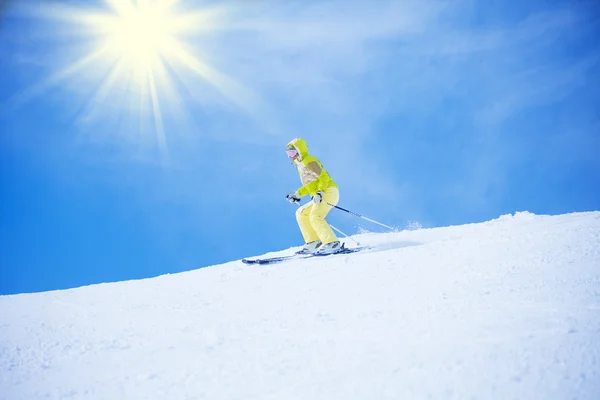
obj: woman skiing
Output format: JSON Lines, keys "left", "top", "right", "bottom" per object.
{"left": 285, "top": 138, "right": 342, "bottom": 255}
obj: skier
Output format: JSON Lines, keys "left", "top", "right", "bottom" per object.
{"left": 285, "top": 138, "right": 342, "bottom": 255}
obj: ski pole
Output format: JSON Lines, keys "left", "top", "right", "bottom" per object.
{"left": 329, "top": 223, "right": 360, "bottom": 246}
{"left": 327, "top": 203, "right": 395, "bottom": 231}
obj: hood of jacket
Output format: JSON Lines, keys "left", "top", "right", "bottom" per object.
{"left": 287, "top": 138, "right": 309, "bottom": 160}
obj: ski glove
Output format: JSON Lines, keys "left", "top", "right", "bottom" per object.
{"left": 286, "top": 192, "right": 301, "bottom": 204}
{"left": 312, "top": 191, "right": 324, "bottom": 204}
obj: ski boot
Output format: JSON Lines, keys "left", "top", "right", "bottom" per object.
{"left": 315, "top": 241, "right": 343, "bottom": 255}
{"left": 296, "top": 240, "right": 322, "bottom": 255}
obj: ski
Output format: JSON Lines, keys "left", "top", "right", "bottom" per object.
{"left": 310, "top": 246, "right": 369, "bottom": 257}
{"left": 241, "top": 253, "right": 312, "bottom": 265}
{"left": 241, "top": 245, "right": 370, "bottom": 265}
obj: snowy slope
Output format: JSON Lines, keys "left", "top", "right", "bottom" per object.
{"left": 1, "top": 211, "right": 599, "bottom": 400}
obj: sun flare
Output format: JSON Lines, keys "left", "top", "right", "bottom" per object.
{"left": 100, "top": 2, "right": 178, "bottom": 81}
{"left": 9, "top": 0, "right": 258, "bottom": 162}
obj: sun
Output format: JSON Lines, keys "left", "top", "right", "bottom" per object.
{"left": 108, "top": 9, "right": 167, "bottom": 69}
{"left": 99, "top": 2, "right": 178, "bottom": 82}
{"left": 8, "top": 0, "right": 260, "bottom": 163}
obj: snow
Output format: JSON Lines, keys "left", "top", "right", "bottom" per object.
{"left": 1, "top": 211, "right": 599, "bottom": 400}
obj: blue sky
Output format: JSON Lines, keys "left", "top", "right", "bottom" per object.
{"left": 1, "top": 0, "right": 599, "bottom": 295}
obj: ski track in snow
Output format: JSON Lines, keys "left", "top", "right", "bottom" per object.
{"left": 1, "top": 211, "right": 599, "bottom": 399}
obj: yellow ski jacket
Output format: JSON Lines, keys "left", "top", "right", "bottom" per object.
{"left": 287, "top": 138, "right": 338, "bottom": 197}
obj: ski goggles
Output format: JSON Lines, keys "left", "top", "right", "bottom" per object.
{"left": 286, "top": 148, "right": 299, "bottom": 158}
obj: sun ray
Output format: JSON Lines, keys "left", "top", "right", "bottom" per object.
{"left": 161, "top": 38, "right": 261, "bottom": 113}
{"left": 168, "top": 7, "right": 231, "bottom": 35}
{"left": 19, "top": 2, "right": 115, "bottom": 35}
{"left": 147, "top": 70, "right": 169, "bottom": 163}
{"left": 77, "top": 58, "right": 127, "bottom": 128}
{"left": 150, "top": 53, "right": 195, "bottom": 135}
{"left": 104, "top": 0, "right": 138, "bottom": 18}
{"left": 5, "top": 47, "right": 109, "bottom": 113}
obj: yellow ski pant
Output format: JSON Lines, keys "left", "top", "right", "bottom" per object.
{"left": 295, "top": 186, "right": 339, "bottom": 244}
